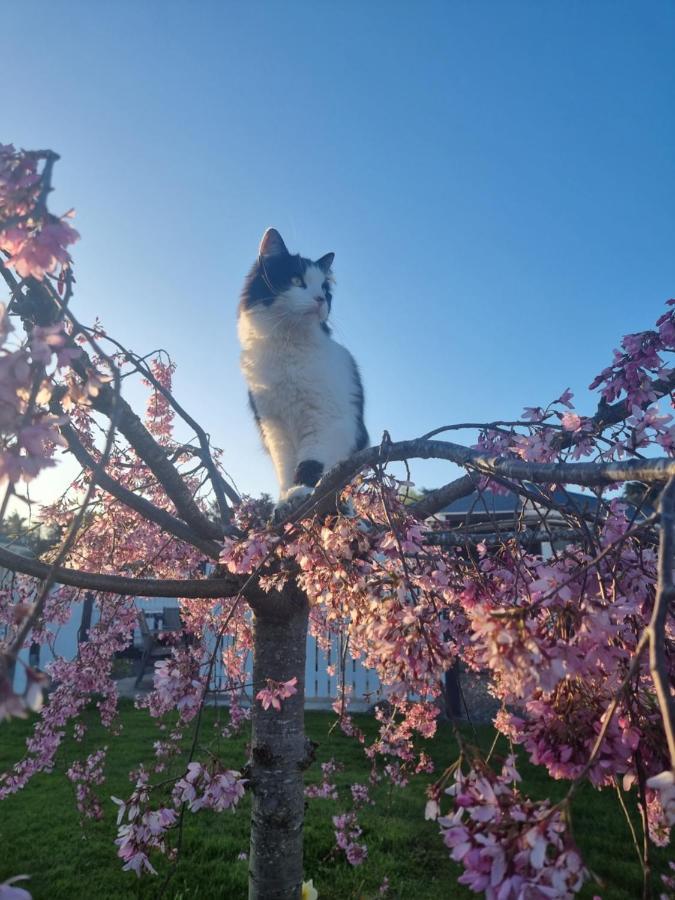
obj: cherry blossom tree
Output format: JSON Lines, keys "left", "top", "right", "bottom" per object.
{"left": 2, "top": 144, "right": 675, "bottom": 899}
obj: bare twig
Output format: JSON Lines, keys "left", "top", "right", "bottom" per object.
{"left": 650, "top": 477, "right": 675, "bottom": 768}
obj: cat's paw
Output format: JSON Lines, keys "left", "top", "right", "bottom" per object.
{"left": 338, "top": 497, "right": 356, "bottom": 518}
{"left": 273, "top": 485, "right": 314, "bottom": 522}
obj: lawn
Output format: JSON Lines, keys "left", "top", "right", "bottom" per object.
{"left": 0, "top": 701, "right": 668, "bottom": 899}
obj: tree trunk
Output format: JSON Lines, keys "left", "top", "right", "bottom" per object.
{"left": 248, "top": 587, "right": 309, "bottom": 900}
{"left": 444, "top": 661, "right": 462, "bottom": 719}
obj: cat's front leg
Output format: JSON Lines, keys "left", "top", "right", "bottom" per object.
{"left": 274, "top": 484, "right": 314, "bottom": 520}
{"left": 275, "top": 420, "right": 355, "bottom": 519}
{"left": 273, "top": 460, "right": 324, "bottom": 521}
{"left": 275, "top": 426, "right": 352, "bottom": 519}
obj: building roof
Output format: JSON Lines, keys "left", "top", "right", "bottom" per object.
{"left": 436, "top": 485, "right": 601, "bottom": 519}
{"left": 0, "top": 537, "right": 34, "bottom": 558}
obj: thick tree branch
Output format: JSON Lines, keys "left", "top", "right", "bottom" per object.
{"left": 0, "top": 545, "right": 247, "bottom": 599}
{"left": 588, "top": 372, "right": 675, "bottom": 437}
{"left": 281, "top": 436, "right": 675, "bottom": 525}
{"left": 410, "top": 474, "right": 477, "bottom": 519}
{"left": 87, "top": 381, "right": 224, "bottom": 542}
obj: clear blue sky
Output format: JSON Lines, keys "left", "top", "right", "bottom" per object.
{"left": 4, "top": 1, "right": 675, "bottom": 503}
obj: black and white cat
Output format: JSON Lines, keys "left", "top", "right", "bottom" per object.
{"left": 238, "top": 228, "right": 369, "bottom": 516}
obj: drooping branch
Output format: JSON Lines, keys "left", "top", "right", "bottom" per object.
{"left": 86, "top": 378, "right": 225, "bottom": 542}
{"left": 4, "top": 270, "right": 227, "bottom": 543}
{"left": 4, "top": 299, "right": 124, "bottom": 664}
{"left": 55, "top": 414, "right": 222, "bottom": 558}
{"left": 89, "top": 330, "right": 241, "bottom": 513}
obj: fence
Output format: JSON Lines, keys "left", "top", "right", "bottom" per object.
{"left": 7, "top": 592, "right": 382, "bottom": 711}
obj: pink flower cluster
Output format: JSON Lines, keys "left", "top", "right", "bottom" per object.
{"left": 112, "top": 761, "right": 245, "bottom": 877}
{"left": 0, "top": 305, "right": 75, "bottom": 485}
{"left": 305, "top": 759, "right": 343, "bottom": 801}
{"left": 439, "top": 759, "right": 587, "bottom": 898}
{"left": 142, "top": 650, "right": 204, "bottom": 721}
{"left": 220, "top": 531, "right": 278, "bottom": 574}
{"left": 333, "top": 811, "right": 368, "bottom": 866}
{"left": 172, "top": 761, "right": 246, "bottom": 813}
{"left": 645, "top": 771, "right": 675, "bottom": 847}
{"left": 0, "top": 594, "right": 136, "bottom": 798}
{"left": 0, "top": 145, "right": 79, "bottom": 280}
{"left": 67, "top": 748, "right": 107, "bottom": 820}
{"left": 113, "top": 772, "right": 177, "bottom": 877}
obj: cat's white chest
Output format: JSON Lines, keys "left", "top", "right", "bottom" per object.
{"left": 242, "top": 335, "right": 352, "bottom": 423}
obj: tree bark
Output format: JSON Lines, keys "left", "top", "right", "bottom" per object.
{"left": 248, "top": 588, "right": 309, "bottom": 900}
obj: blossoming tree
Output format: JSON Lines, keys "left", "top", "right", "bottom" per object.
{"left": 2, "top": 145, "right": 675, "bottom": 899}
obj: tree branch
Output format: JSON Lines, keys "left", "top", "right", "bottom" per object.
{"left": 56, "top": 415, "right": 222, "bottom": 559}
{"left": 87, "top": 379, "right": 224, "bottom": 542}
{"left": 282, "top": 436, "right": 675, "bottom": 525}
{"left": 589, "top": 372, "right": 675, "bottom": 436}
{"left": 89, "top": 331, "right": 240, "bottom": 513}
{"left": 0, "top": 544, "right": 247, "bottom": 599}
{"left": 409, "top": 474, "right": 477, "bottom": 519}
{"left": 5, "top": 271, "right": 226, "bottom": 543}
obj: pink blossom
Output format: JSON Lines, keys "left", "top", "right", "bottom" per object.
{"left": 256, "top": 676, "right": 298, "bottom": 711}
{"left": 555, "top": 388, "right": 574, "bottom": 408}
{"left": 561, "top": 412, "right": 582, "bottom": 432}
{"left": 1, "top": 218, "right": 79, "bottom": 279}
{"left": 439, "top": 760, "right": 588, "bottom": 897}
{"left": 345, "top": 842, "right": 368, "bottom": 865}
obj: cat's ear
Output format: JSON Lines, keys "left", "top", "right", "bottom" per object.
{"left": 259, "top": 228, "right": 289, "bottom": 257}
{"left": 316, "top": 252, "right": 335, "bottom": 273}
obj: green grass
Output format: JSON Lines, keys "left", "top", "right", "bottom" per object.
{"left": 0, "top": 702, "right": 668, "bottom": 899}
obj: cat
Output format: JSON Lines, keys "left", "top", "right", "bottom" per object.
{"left": 238, "top": 228, "right": 369, "bottom": 517}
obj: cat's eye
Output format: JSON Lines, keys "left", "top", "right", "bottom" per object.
{"left": 291, "top": 275, "right": 305, "bottom": 287}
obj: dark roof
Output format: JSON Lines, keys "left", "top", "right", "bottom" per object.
{"left": 438, "top": 485, "right": 600, "bottom": 518}
{"left": 438, "top": 491, "right": 519, "bottom": 517}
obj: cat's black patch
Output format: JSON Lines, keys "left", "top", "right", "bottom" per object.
{"left": 238, "top": 233, "right": 334, "bottom": 323}
{"left": 351, "top": 363, "right": 369, "bottom": 451}
{"left": 239, "top": 252, "right": 311, "bottom": 313}
{"left": 294, "top": 459, "right": 324, "bottom": 487}
{"left": 248, "top": 391, "right": 270, "bottom": 452}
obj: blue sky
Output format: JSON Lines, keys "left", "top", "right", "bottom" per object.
{"left": 4, "top": 1, "right": 675, "bottom": 504}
